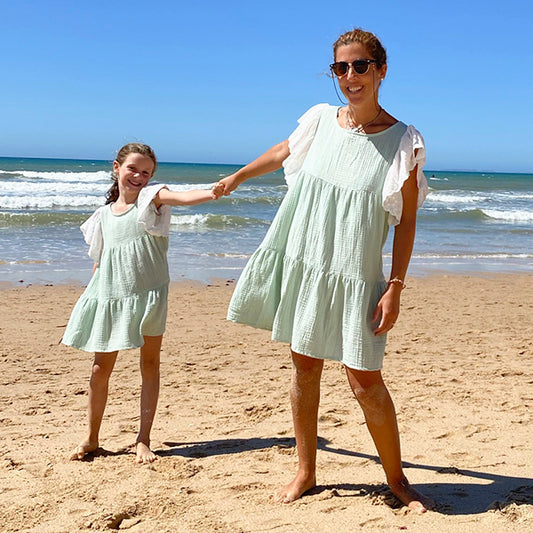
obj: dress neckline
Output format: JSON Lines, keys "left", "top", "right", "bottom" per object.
{"left": 334, "top": 106, "right": 402, "bottom": 137}
{"left": 109, "top": 202, "right": 136, "bottom": 217}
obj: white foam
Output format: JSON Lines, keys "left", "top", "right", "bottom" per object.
{"left": 0, "top": 181, "right": 107, "bottom": 194}
{"left": 482, "top": 209, "right": 533, "bottom": 222}
{"left": 0, "top": 169, "right": 109, "bottom": 182}
{"left": 170, "top": 214, "right": 210, "bottom": 226}
{"left": 428, "top": 191, "right": 487, "bottom": 204}
{"left": 0, "top": 195, "right": 102, "bottom": 209}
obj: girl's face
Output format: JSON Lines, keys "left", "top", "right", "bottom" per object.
{"left": 113, "top": 153, "right": 155, "bottom": 198}
{"left": 334, "top": 42, "right": 386, "bottom": 107}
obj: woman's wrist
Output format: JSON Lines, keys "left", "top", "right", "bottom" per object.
{"left": 387, "top": 277, "right": 406, "bottom": 290}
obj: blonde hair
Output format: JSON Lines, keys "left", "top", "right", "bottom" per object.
{"left": 105, "top": 143, "right": 158, "bottom": 204}
{"left": 333, "top": 28, "right": 387, "bottom": 67}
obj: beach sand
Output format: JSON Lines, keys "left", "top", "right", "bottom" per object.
{"left": 1, "top": 275, "right": 532, "bottom": 532}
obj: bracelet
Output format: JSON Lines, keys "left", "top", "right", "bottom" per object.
{"left": 387, "top": 278, "right": 406, "bottom": 289}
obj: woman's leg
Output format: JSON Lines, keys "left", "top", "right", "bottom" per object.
{"left": 136, "top": 334, "right": 162, "bottom": 463}
{"left": 70, "top": 351, "right": 118, "bottom": 460}
{"left": 345, "top": 367, "right": 433, "bottom": 512}
{"left": 276, "top": 350, "right": 324, "bottom": 503}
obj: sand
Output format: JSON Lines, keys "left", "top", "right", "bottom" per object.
{"left": 0, "top": 275, "right": 532, "bottom": 532}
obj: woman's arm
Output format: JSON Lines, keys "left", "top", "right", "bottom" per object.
{"left": 219, "top": 140, "right": 290, "bottom": 195}
{"left": 373, "top": 164, "right": 419, "bottom": 335}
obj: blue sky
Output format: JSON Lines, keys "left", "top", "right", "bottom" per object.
{"left": 2, "top": 0, "right": 532, "bottom": 172}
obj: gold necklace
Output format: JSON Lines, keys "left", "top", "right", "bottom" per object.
{"left": 345, "top": 106, "right": 382, "bottom": 133}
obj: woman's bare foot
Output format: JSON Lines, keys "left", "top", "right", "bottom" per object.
{"left": 389, "top": 477, "right": 434, "bottom": 513}
{"left": 69, "top": 439, "right": 99, "bottom": 461}
{"left": 275, "top": 472, "right": 316, "bottom": 503}
{"left": 135, "top": 441, "right": 158, "bottom": 464}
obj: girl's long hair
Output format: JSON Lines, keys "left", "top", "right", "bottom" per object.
{"left": 105, "top": 143, "right": 158, "bottom": 205}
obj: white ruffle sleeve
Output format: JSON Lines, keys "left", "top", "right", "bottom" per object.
{"left": 80, "top": 207, "right": 104, "bottom": 262}
{"left": 382, "top": 125, "right": 429, "bottom": 226}
{"left": 282, "top": 103, "right": 329, "bottom": 188}
{"left": 137, "top": 183, "right": 172, "bottom": 237}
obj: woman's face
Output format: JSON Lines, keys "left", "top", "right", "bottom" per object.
{"left": 334, "top": 42, "right": 387, "bottom": 107}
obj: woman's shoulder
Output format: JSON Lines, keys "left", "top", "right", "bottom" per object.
{"left": 297, "top": 103, "right": 335, "bottom": 123}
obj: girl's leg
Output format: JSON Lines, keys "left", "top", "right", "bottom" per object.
{"left": 70, "top": 351, "right": 118, "bottom": 460}
{"left": 276, "top": 350, "right": 324, "bottom": 503}
{"left": 345, "top": 367, "right": 433, "bottom": 513}
{"left": 136, "top": 334, "right": 162, "bottom": 463}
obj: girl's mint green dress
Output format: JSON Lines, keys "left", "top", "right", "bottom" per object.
{"left": 62, "top": 184, "right": 172, "bottom": 353}
{"left": 227, "top": 104, "right": 428, "bottom": 370}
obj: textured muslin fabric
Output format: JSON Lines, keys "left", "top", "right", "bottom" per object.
{"left": 228, "top": 105, "right": 426, "bottom": 370}
{"left": 62, "top": 187, "right": 170, "bottom": 353}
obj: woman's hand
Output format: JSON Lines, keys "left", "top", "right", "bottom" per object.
{"left": 218, "top": 174, "right": 240, "bottom": 196}
{"left": 372, "top": 284, "right": 402, "bottom": 335}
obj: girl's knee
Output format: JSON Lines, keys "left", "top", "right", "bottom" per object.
{"left": 140, "top": 358, "right": 160, "bottom": 375}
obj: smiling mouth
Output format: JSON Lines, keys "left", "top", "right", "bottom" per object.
{"left": 347, "top": 86, "right": 363, "bottom": 94}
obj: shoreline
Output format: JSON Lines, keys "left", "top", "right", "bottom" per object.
{"left": 1, "top": 275, "right": 532, "bottom": 531}
{"left": 2, "top": 269, "right": 532, "bottom": 291}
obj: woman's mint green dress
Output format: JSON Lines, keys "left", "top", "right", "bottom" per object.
{"left": 62, "top": 184, "right": 171, "bottom": 353}
{"left": 227, "top": 104, "right": 428, "bottom": 370}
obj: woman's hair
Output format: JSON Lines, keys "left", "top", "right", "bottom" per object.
{"left": 333, "top": 28, "right": 387, "bottom": 67}
{"left": 105, "top": 143, "right": 158, "bottom": 204}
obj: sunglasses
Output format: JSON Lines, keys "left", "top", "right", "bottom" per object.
{"left": 330, "top": 59, "right": 378, "bottom": 77}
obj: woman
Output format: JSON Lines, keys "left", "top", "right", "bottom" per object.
{"left": 220, "top": 28, "right": 432, "bottom": 512}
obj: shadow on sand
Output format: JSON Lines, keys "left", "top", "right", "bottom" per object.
{"left": 159, "top": 435, "right": 533, "bottom": 515}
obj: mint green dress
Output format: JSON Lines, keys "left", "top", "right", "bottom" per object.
{"left": 62, "top": 185, "right": 171, "bottom": 353}
{"left": 227, "top": 105, "right": 427, "bottom": 371}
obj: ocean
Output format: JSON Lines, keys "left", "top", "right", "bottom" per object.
{"left": 0, "top": 156, "right": 531, "bottom": 286}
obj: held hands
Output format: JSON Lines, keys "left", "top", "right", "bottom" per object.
{"left": 210, "top": 181, "right": 225, "bottom": 200}
{"left": 372, "top": 283, "right": 402, "bottom": 336}
{"left": 210, "top": 173, "right": 240, "bottom": 199}
{"left": 217, "top": 174, "right": 240, "bottom": 196}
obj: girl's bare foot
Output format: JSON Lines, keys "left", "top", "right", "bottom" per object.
{"left": 389, "top": 477, "right": 434, "bottom": 513}
{"left": 69, "top": 439, "right": 99, "bottom": 461}
{"left": 135, "top": 441, "right": 157, "bottom": 464}
{"left": 275, "top": 472, "right": 316, "bottom": 503}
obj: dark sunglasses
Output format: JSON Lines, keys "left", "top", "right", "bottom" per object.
{"left": 330, "top": 59, "right": 378, "bottom": 77}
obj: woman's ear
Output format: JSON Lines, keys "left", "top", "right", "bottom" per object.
{"left": 378, "top": 63, "right": 387, "bottom": 81}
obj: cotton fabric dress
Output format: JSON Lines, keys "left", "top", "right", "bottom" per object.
{"left": 227, "top": 104, "right": 428, "bottom": 370}
{"left": 62, "top": 184, "right": 172, "bottom": 353}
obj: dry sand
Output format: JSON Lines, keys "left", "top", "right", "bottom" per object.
{"left": 1, "top": 275, "right": 532, "bottom": 532}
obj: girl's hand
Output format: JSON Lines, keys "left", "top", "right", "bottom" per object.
{"left": 372, "top": 284, "right": 401, "bottom": 335}
{"left": 211, "top": 181, "right": 225, "bottom": 199}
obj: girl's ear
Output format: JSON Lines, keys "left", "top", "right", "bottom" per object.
{"left": 112, "top": 160, "right": 120, "bottom": 174}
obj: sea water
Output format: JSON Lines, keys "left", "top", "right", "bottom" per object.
{"left": 0, "top": 156, "right": 531, "bottom": 285}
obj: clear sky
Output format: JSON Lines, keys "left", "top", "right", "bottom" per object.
{"left": 2, "top": 0, "right": 532, "bottom": 172}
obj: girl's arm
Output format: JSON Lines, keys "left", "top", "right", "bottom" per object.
{"left": 373, "top": 164, "right": 419, "bottom": 336}
{"left": 219, "top": 140, "right": 290, "bottom": 195}
{"left": 154, "top": 183, "right": 224, "bottom": 208}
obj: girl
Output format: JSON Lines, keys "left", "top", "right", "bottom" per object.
{"left": 220, "top": 29, "right": 433, "bottom": 511}
{"left": 63, "top": 142, "right": 223, "bottom": 463}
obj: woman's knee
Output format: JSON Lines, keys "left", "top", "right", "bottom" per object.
{"left": 291, "top": 350, "right": 324, "bottom": 378}
{"left": 345, "top": 368, "right": 386, "bottom": 403}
